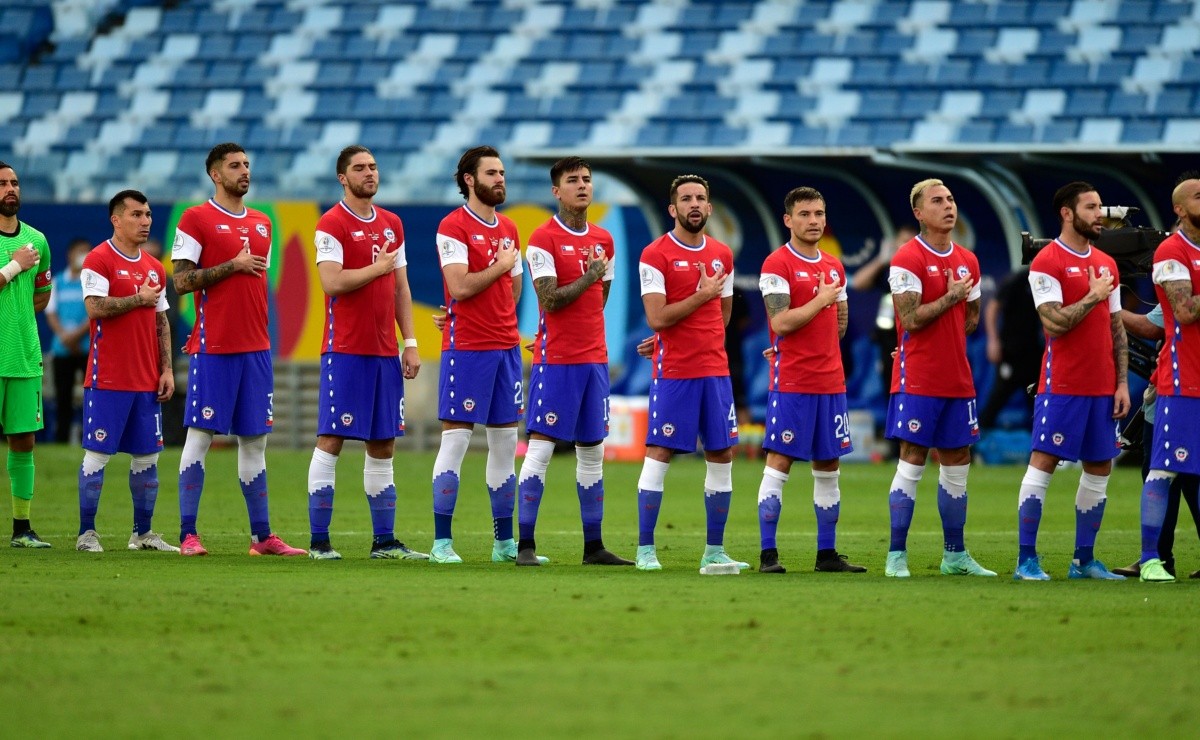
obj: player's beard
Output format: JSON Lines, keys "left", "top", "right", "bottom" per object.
{"left": 348, "top": 179, "right": 377, "bottom": 199}
{"left": 1073, "top": 212, "right": 1102, "bottom": 240}
{"left": 678, "top": 211, "right": 708, "bottom": 234}
{"left": 0, "top": 193, "right": 19, "bottom": 218}
{"left": 220, "top": 176, "right": 250, "bottom": 199}
{"left": 1185, "top": 209, "right": 1200, "bottom": 231}
{"left": 474, "top": 180, "right": 505, "bottom": 207}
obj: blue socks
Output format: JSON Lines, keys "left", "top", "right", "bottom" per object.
{"left": 1141, "top": 472, "right": 1173, "bottom": 562}
{"left": 887, "top": 461, "right": 922, "bottom": 551}
{"left": 937, "top": 464, "right": 969, "bottom": 552}
{"left": 1074, "top": 472, "right": 1108, "bottom": 565}
{"left": 703, "top": 461, "right": 733, "bottom": 546}
{"left": 129, "top": 458, "right": 158, "bottom": 536}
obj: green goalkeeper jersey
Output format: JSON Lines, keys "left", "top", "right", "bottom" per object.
{"left": 0, "top": 221, "right": 52, "bottom": 378}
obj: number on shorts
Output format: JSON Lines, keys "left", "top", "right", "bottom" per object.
{"left": 267, "top": 392, "right": 274, "bottom": 422}
{"left": 834, "top": 413, "right": 847, "bottom": 438}
{"left": 727, "top": 403, "right": 736, "bottom": 422}
{"left": 514, "top": 381, "right": 524, "bottom": 408}
{"left": 155, "top": 410, "right": 163, "bottom": 437}
{"left": 967, "top": 400, "right": 978, "bottom": 427}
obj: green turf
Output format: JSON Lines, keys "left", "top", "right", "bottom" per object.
{"left": 2, "top": 443, "right": 1197, "bottom": 738}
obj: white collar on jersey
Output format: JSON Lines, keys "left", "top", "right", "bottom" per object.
{"left": 914, "top": 234, "right": 954, "bottom": 257}
{"left": 1053, "top": 237, "right": 1092, "bottom": 257}
{"left": 667, "top": 231, "right": 706, "bottom": 251}
{"left": 553, "top": 214, "right": 589, "bottom": 236}
{"left": 105, "top": 239, "right": 143, "bottom": 262}
{"left": 783, "top": 242, "right": 823, "bottom": 262}
{"left": 207, "top": 199, "right": 248, "bottom": 218}
{"left": 462, "top": 204, "right": 499, "bottom": 228}
{"left": 338, "top": 200, "right": 377, "bottom": 223}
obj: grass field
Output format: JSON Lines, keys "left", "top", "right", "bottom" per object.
{"left": 2, "top": 443, "right": 1197, "bottom": 738}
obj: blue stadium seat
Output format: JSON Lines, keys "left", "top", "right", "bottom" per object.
{"left": 932, "top": 60, "right": 973, "bottom": 86}
{"left": 548, "top": 122, "right": 590, "bottom": 148}
{"left": 1155, "top": 88, "right": 1195, "bottom": 115}
{"left": 1040, "top": 120, "right": 1079, "bottom": 143}
{"left": 853, "top": 91, "right": 900, "bottom": 120}
{"left": 1122, "top": 119, "right": 1164, "bottom": 143}
{"left": 1049, "top": 60, "right": 1091, "bottom": 86}
{"left": 956, "top": 121, "right": 996, "bottom": 143}
{"left": 995, "top": 122, "right": 1035, "bottom": 143}
{"left": 1108, "top": 92, "right": 1148, "bottom": 116}
{"left": 634, "top": 122, "right": 671, "bottom": 148}
{"left": 1067, "top": 89, "right": 1108, "bottom": 117}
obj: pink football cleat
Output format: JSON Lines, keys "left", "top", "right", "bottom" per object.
{"left": 248, "top": 534, "right": 307, "bottom": 556}
{"left": 180, "top": 533, "right": 208, "bottom": 556}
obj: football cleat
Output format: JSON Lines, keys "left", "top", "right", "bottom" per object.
{"left": 493, "top": 538, "right": 547, "bottom": 564}
{"left": 582, "top": 549, "right": 634, "bottom": 566}
{"left": 179, "top": 533, "right": 208, "bottom": 556}
{"left": 248, "top": 534, "right": 307, "bottom": 556}
{"left": 308, "top": 542, "right": 342, "bottom": 561}
{"left": 1013, "top": 556, "right": 1051, "bottom": 581}
{"left": 885, "top": 550, "right": 910, "bottom": 578}
{"left": 815, "top": 552, "right": 867, "bottom": 573}
{"left": 940, "top": 550, "right": 997, "bottom": 577}
{"left": 1068, "top": 559, "right": 1125, "bottom": 580}
{"left": 76, "top": 529, "right": 103, "bottom": 553}
{"left": 635, "top": 544, "right": 662, "bottom": 571}
{"left": 759, "top": 548, "right": 786, "bottom": 574}
{"left": 700, "top": 547, "right": 750, "bottom": 571}
{"left": 128, "top": 531, "right": 180, "bottom": 552}
{"left": 11, "top": 530, "right": 51, "bottom": 548}
{"left": 370, "top": 540, "right": 428, "bottom": 560}
{"left": 1139, "top": 558, "right": 1176, "bottom": 583}
{"left": 429, "top": 538, "right": 463, "bottom": 564}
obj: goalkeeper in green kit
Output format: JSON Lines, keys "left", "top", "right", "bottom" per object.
{"left": 0, "top": 161, "right": 53, "bottom": 547}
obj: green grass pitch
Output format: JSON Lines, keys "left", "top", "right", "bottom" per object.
{"left": 2, "top": 443, "right": 1197, "bottom": 737}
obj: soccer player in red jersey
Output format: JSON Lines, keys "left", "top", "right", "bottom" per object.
{"left": 755, "top": 187, "right": 865, "bottom": 575}
{"left": 305, "top": 146, "right": 427, "bottom": 561}
{"left": 1139, "top": 175, "right": 1200, "bottom": 582}
{"left": 170, "top": 143, "right": 304, "bottom": 557}
{"left": 1014, "top": 182, "right": 1129, "bottom": 581}
{"left": 75, "top": 190, "right": 178, "bottom": 553}
{"left": 884, "top": 179, "right": 994, "bottom": 578}
{"left": 515, "top": 156, "right": 632, "bottom": 567}
{"left": 634, "top": 175, "right": 746, "bottom": 573}
{"left": 428, "top": 146, "right": 526, "bottom": 564}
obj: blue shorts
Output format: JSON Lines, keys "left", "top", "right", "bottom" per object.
{"left": 886, "top": 393, "right": 979, "bottom": 449}
{"left": 82, "top": 388, "right": 163, "bottom": 455}
{"left": 1031, "top": 393, "right": 1119, "bottom": 462}
{"left": 646, "top": 376, "right": 738, "bottom": 453}
{"left": 438, "top": 347, "right": 523, "bottom": 425}
{"left": 185, "top": 350, "right": 273, "bottom": 436}
{"left": 1150, "top": 395, "right": 1200, "bottom": 474}
{"left": 527, "top": 363, "right": 609, "bottom": 442}
{"left": 317, "top": 353, "right": 405, "bottom": 441}
{"left": 763, "top": 391, "right": 853, "bottom": 461}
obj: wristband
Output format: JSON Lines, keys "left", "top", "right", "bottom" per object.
{"left": 0, "top": 260, "right": 21, "bottom": 282}
{"left": 404, "top": 338, "right": 418, "bottom": 349}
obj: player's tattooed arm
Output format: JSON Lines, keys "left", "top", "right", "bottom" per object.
{"left": 1036, "top": 266, "right": 1113, "bottom": 337}
{"left": 85, "top": 278, "right": 161, "bottom": 319}
{"left": 602, "top": 279, "right": 611, "bottom": 307}
{"left": 173, "top": 247, "right": 265, "bottom": 295}
{"left": 964, "top": 298, "right": 980, "bottom": 334}
{"left": 892, "top": 290, "right": 957, "bottom": 332}
{"left": 1110, "top": 311, "right": 1129, "bottom": 386}
{"left": 533, "top": 265, "right": 602, "bottom": 312}
{"left": 1162, "top": 279, "right": 1200, "bottom": 324}
{"left": 836, "top": 300, "right": 848, "bottom": 339}
{"left": 156, "top": 311, "right": 172, "bottom": 374}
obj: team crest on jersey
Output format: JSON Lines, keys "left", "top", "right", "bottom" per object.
{"left": 383, "top": 228, "right": 395, "bottom": 243}
{"left": 1176, "top": 447, "right": 1189, "bottom": 462}
{"left": 256, "top": 224, "right": 269, "bottom": 238}
{"left": 829, "top": 269, "right": 839, "bottom": 282}
{"left": 781, "top": 430, "right": 794, "bottom": 444}
{"left": 340, "top": 413, "right": 354, "bottom": 427}
{"left": 93, "top": 429, "right": 108, "bottom": 442}
{"left": 148, "top": 269, "right": 159, "bottom": 283}
{"left": 594, "top": 244, "right": 605, "bottom": 258}
{"left": 662, "top": 423, "right": 676, "bottom": 438}
{"left": 1052, "top": 432, "right": 1065, "bottom": 446}
{"left": 908, "top": 419, "right": 921, "bottom": 433}
{"left": 201, "top": 406, "right": 215, "bottom": 420}
{"left": 1099, "top": 266, "right": 1110, "bottom": 277}
{"left": 498, "top": 237, "right": 515, "bottom": 250}
{"left": 711, "top": 258, "right": 724, "bottom": 273}
{"left": 955, "top": 265, "right": 970, "bottom": 280}
{"left": 463, "top": 398, "right": 476, "bottom": 412}
{"left": 545, "top": 411, "right": 558, "bottom": 427}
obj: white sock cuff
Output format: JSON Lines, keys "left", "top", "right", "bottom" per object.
{"left": 236, "top": 434, "right": 268, "bottom": 484}
{"left": 637, "top": 457, "right": 670, "bottom": 492}
{"left": 758, "top": 472, "right": 784, "bottom": 504}
{"left": 180, "top": 427, "right": 214, "bottom": 471}
{"left": 520, "top": 439, "right": 555, "bottom": 481}
{"left": 486, "top": 426, "right": 518, "bottom": 448}
{"left": 1079, "top": 472, "right": 1109, "bottom": 494}
{"left": 130, "top": 453, "right": 158, "bottom": 474}
{"left": 433, "top": 428, "right": 473, "bottom": 478}
{"left": 939, "top": 463, "right": 970, "bottom": 489}
{"left": 704, "top": 461, "right": 733, "bottom": 493}
{"left": 896, "top": 460, "right": 925, "bottom": 482}
{"left": 81, "top": 450, "right": 111, "bottom": 476}
{"left": 1021, "top": 465, "right": 1054, "bottom": 489}
{"left": 812, "top": 468, "right": 840, "bottom": 481}
{"left": 1147, "top": 469, "right": 1177, "bottom": 483}
{"left": 311, "top": 448, "right": 339, "bottom": 471}
{"left": 364, "top": 454, "right": 393, "bottom": 474}
{"left": 575, "top": 443, "right": 604, "bottom": 468}
{"left": 763, "top": 466, "right": 789, "bottom": 483}
{"left": 485, "top": 427, "right": 517, "bottom": 489}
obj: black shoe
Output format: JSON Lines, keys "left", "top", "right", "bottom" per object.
{"left": 516, "top": 547, "right": 542, "bottom": 566}
{"left": 1164, "top": 559, "right": 1177, "bottom": 577}
{"left": 815, "top": 552, "right": 867, "bottom": 573}
{"left": 1110, "top": 560, "right": 1140, "bottom": 578}
{"left": 1190, "top": 569, "right": 1200, "bottom": 579}
{"left": 582, "top": 548, "right": 634, "bottom": 566}
{"left": 759, "top": 548, "right": 786, "bottom": 573}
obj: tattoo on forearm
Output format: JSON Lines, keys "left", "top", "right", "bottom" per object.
{"left": 602, "top": 280, "right": 610, "bottom": 307}
{"left": 1036, "top": 297, "right": 1099, "bottom": 335}
{"left": 173, "top": 259, "right": 237, "bottom": 293}
{"left": 157, "top": 312, "right": 172, "bottom": 373}
{"left": 1110, "top": 313, "right": 1128, "bottom": 385}
{"left": 1163, "top": 280, "right": 1200, "bottom": 323}
{"left": 964, "top": 300, "right": 980, "bottom": 334}
{"left": 764, "top": 292, "right": 791, "bottom": 319}
{"left": 836, "top": 301, "right": 848, "bottom": 339}
{"left": 533, "top": 272, "right": 600, "bottom": 312}
{"left": 85, "top": 295, "right": 145, "bottom": 318}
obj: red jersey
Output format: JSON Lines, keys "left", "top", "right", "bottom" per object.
{"left": 638, "top": 232, "right": 734, "bottom": 379}
{"left": 887, "top": 235, "right": 980, "bottom": 398}
{"left": 435, "top": 205, "right": 522, "bottom": 351}
{"left": 760, "top": 244, "right": 847, "bottom": 393}
{"left": 526, "top": 215, "right": 614, "bottom": 365}
{"left": 1153, "top": 231, "right": 1200, "bottom": 397}
{"left": 81, "top": 240, "right": 168, "bottom": 392}
{"left": 315, "top": 201, "right": 406, "bottom": 357}
{"left": 1029, "top": 239, "right": 1120, "bottom": 396}
{"left": 170, "top": 199, "right": 272, "bottom": 354}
